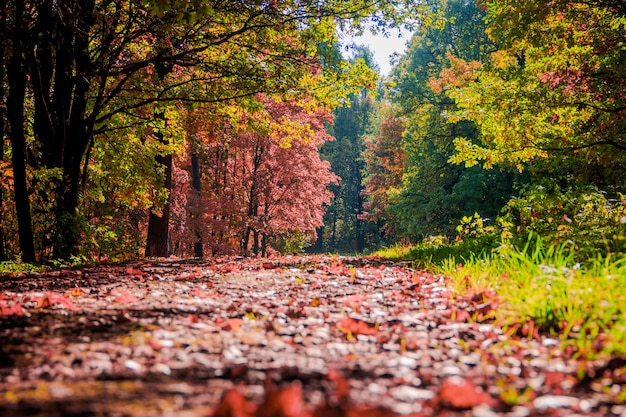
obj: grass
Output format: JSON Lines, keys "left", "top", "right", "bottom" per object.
{"left": 377, "top": 236, "right": 626, "bottom": 359}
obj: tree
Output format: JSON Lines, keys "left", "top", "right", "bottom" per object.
{"left": 317, "top": 46, "right": 378, "bottom": 253}
{"left": 441, "top": 0, "right": 626, "bottom": 187}
{"left": 170, "top": 96, "right": 337, "bottom": 256}
{"left": 362, "top": 103, "right": 406, "bottom": 240}
{"left": 379, "top": 0, "right": 513, "bottom": 240}
{"left": 0, "top": 0, "right": 420, "bottom": 260}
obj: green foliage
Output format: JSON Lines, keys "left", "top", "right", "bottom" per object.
{"left": 278, "top": 231, "right": 315, "bottom": 255}
{"left": 374, "top": 0, "right": 514, "bottom": 242}
{"left": 443, "top": 237, "right": 626, "bottom": 358}
{"left": 499, "top": 182, "right": 626, "bottom": 260}
{"left": 318, "top": 46, "right": 378, "bottom": 253}
{"left": 376, "top": 233, "right": 498, "bottom": 270}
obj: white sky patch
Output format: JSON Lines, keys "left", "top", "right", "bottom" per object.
{"left": 341, "top": 28, "right": 412, "bottom": 76}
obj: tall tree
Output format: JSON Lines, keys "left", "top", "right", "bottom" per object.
{"left": 380, "top": 0, "right": 513, "bottom": 240}
{"left": 441, "top": 0, "right": 626, "bottom": 186}
{"left": 318, "top": 46, "right": 378, "bottom": 253}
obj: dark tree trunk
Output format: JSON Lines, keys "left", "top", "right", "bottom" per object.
{"left": 311, "top": 226, "right": 324, "bottom": 253}
{"left": 6, "top": 1, "right": 36, "bottom": 262}
{"left": 25, "top": 0, "right": 96, "bottom": 259}
{"left": 145, "top": 151, "right": 172, "bottom": 258}
{"left": 191, "top": 151, "right": 203, "bottom": 258}
{"left": 355, "top": 192, "right": 365, "bottom": 253}
{"left": 145, "top": 49, "right": 174, "bottom": 258}
{"left": 0, "top": 15, "right": 7, "bottom": 261}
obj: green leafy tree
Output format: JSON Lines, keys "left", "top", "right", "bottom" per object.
{"left": 383, "top": 0, "right": 514, "bottom": 240}
{"left": 441, "top": 0, "right": 626, "bottom": 186}
{"left": 317, "top": 46, "right": 378, "bottom": 253}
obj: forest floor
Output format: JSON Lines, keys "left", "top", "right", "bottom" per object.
{"left": 0, "top": 255, "right": 624, "bottom": 417}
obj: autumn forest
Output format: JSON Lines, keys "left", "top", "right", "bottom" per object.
{"left": 1, "top": 0, "right": 625, "bottom": 263}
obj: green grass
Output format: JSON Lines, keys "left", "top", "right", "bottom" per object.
{"left": 377, "top": 237, "right": 626, "bottom": 359}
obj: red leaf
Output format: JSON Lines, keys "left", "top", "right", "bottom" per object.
{"left": 328, "top": 370, "right": 350, "bottom": 401}
{"left": 220, "top": 318, "right": 243, "bottom": 332}
{"left": 36, "top": 292, "right": 79, "bottom": 311}
{"left": 337, "top": 317, "right": 378, "bottom": 336}
{"left": 114, "top": 292, "right": 139, "bottom": 303}
{"left": 211, "top": 389, "right": 254, "bottom": 417}
{"left": 256, "top": 384, "right": 304, "bottom": 417}
{"left": 0, "top": 301, "right": 26, "bottom": 316}
{"left": 125, "top": 267, "right": 145, "bottom": 277}
{"left": 437, "top": 377, "right": 496, "bottom": 409}
{"left": 190, "top": 288, "right": 220, "bottom": 298}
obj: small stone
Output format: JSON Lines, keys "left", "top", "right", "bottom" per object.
{"left": 510, "top": 406, "right": 531, "bottom": 417}
{"left": 152, "top": 363, "right": 171, "bottom": 375}
{"left": 533, "top": 395, "right": 578, "bottom": 410}
{"left": 441, "top": 365, "right": 462, "bottom": 376}
{"left": 460, "top": 353, "right": 481, "bottom": 366}
{"left": 541, "top": 337, "right": 559, "bottom": 347}
{"left": 368, "top": 382, "right": 388, "bottom": 395}
{"left": 223, "top": 345, "right": 243, "bottom": 360}
{"left": 399, "top": 356, "right": 418, "bottom": 368}
{"left": 124, "top": 359, "right": 143, "bottom": 372}
{"left": 472, "top": 405, "right": 500, "bottom": 417}
{"left": 389, "top": 385, "right": 435, "bottom": 401}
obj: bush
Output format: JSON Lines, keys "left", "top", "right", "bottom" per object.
{"left": 498, "top": 182, "right": 626, "bottom": 260}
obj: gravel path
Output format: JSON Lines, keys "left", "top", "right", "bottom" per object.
{"left": 0, "top": 256, "right": 623, "bottom": 416}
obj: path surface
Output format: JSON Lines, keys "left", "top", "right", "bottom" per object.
{"left": 0, "top": 256, "right": 623, "bottom": 416}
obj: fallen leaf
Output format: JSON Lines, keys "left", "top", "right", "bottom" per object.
{"left": 337, "top": 317, "right": 378, "bottom": 336}
{"left": 66, "top": 288, "right": 85, "bottom": 297}
{"left": 0, "top": 301, "right": 26, "bottom": 316}
{"left": 437, "top": 376, "right": 496, "bottom": 409}
{"left": 36, "top": 292, "right": 79, "bottom": 311}
{"left": 125, "top": 267, "right": 145, "bottom": 277}
{"left": 210, "top": 389, "right": 255, "bottom": 417}
{"left": 256, "top": 384, "right": 304, "bottom": 417}
{"left": 114, "top": 292, "right": 139, "bottom": 303}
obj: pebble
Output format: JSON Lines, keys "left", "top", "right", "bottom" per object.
{"left": 399, "top": 356, "right": 418, "bottom": 368}
{"left": 124, "top": 359, "right": 143, "bottom": 372}
{"left": 368, "top": 382, "right": 388, "bottom": 395}
{"left": 533, "top": 395, "right": 578, "bottom": 410}
{"left": 460, "top": 353, "right": 481, "bottom": 366}
{"left": 541, "top": 337, "right": 559, "bottom": 347}
{"left": 510, "top": 406, "right": 531, "bottom": 417}
{"left": 472, "top": 405, "right": 500, "bottom": 417}
{"left": 389, "top": 385, "right": 435, "bottom": 401}
{"left": 441, "top": 365, "right": 462, "bottom": 376}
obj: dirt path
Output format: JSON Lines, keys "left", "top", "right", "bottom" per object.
{"left": 0, "top": 256, "right": 623, "bottom": 416}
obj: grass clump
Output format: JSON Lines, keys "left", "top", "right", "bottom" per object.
{"left": 378, "top": 235, "right": 626, "bottom": 358}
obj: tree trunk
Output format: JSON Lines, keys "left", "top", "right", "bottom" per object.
{"left": 26, "top": 0, "right": 96, "bottom": 259}
{"left": 355, "top": 192, "right": 365, "bottom": 253}
{"left": 0, "top": 20, "right": 7, "bottom": 261}
{"left": 145, "top": 151, "right": 172, "bottom": 257}
{"left": 145, "top": 48, "right": 174, "bottom": 258}
{"left": 191, "top": 151, "right": 203, "bottom": 258}
{"left": 312, "top": 226, "right": 324, "bottom": 253}
{"left": 6, "top": 2, "right": 36, "bottom": 262}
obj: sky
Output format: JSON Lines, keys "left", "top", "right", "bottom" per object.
{"left": 342, "top": 28, "right": 412, "bottom": 76}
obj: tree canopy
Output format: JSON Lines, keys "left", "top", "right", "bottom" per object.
{"left": 0, "top": 0, "right": 418, "bottom": 261}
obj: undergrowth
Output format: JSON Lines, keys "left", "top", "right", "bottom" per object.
{"left": 377, "top": 236, "right": 626, "bottom": 359}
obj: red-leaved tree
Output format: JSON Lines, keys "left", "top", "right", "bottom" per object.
{"left": 171, "top": 96, "right": 338, "bottom": 256}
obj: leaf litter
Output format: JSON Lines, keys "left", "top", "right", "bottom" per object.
{"left": 0, "top": 255, "right": 624, "bottom": 416}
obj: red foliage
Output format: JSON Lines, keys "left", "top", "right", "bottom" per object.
{"left": 337, "top": 317, "right": 379, "bottom": 336}
{"left": 170, "top": 96, "right": 337, "bottom": 256}
{"left": 436, "top": 377, "right": 496, "bottom": 409}
{"left": 35, "top": 292, "right": 79, "bottom": 311}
